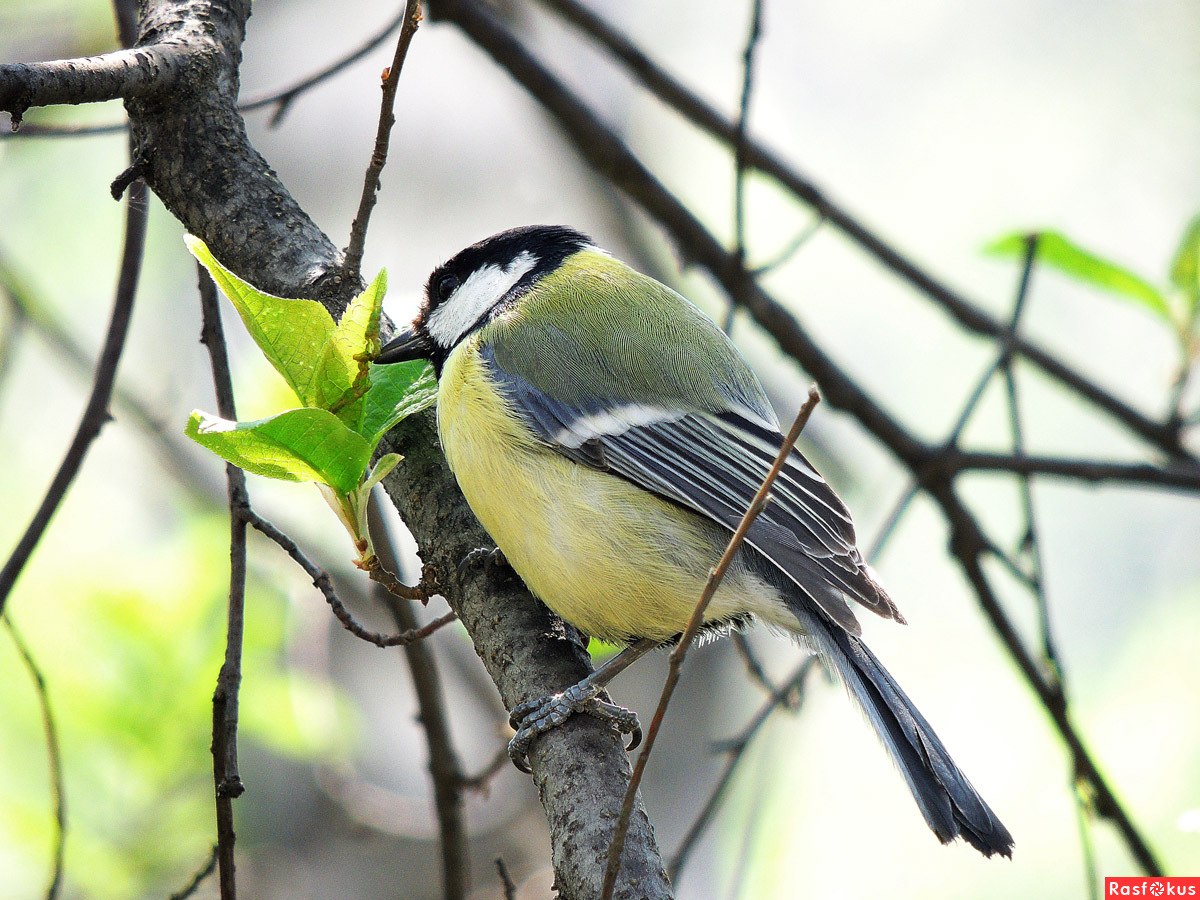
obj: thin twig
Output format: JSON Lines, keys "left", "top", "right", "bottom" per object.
{"left": 248, "top": 512, "right": 455, "bottom": 647}
{"left": 167, "top": 846, "right": 219, "bottom": 900}
{"left": 2, "top": 616, "right": 66, "bottom": 899}
{"left": 0, "top": 169, "right": 146, "bottom": 616}
{"left": 869, "top": 236, "right": 1038, "bottom": 562}
{"left": 343, "top": 0, "right": 423, "bottom": 282}
{"left": 751, "top": 217, "right": 823, "bottom": 276}
{"left": 729, "top": 631, "right": 777, "bottom": 696}
{"left": 602, "top": 387, "right": 821, "bottom": 899}
{"left": 368, "top": 497, "right": 470, "bottom": 900}
{"left": 241, "top": 8, "right": 411, "bottom": 126}
{"left": 458, "top": 743, "right": 511, "bottom": 793}
{"left": 669, "top": 656, "right": 817, "bottom": 885}
{"left": 495, "top": 857, "right": 517, "bottom": 900}
{"left": 197, "top": 263, "right": 248, "bottom": 900}
{"left": 532, "top": 0, "right": 1193, "bottom": 460}
{"left": 725, "top": 0, "right": 764, "bottom": 333}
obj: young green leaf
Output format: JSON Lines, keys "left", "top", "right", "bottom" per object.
{"left": 186, "top": 236, "right": 338, "bottom": 407}
{"left": 317, "top": 267, "right": 388, "bottom": 430}
{"left": 986, "top": 230, "right": 1171, "bottom": 321}
{"left": 360, "top": 360, "right": 438, "bottom": 448}
{"left": 1169, "top": 214, "right": 1200, "bottom": 323}
{"left": 186, "top": 407, "right": 373, "bottom": 495}
{"left": 362, "top": 453, "right": 402, "bottom": 493}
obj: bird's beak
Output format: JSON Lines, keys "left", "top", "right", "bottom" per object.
{"left": 376, "top": 326, "right": 432, "bottom": 364}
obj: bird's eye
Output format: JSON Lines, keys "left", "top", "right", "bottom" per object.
{"left": 434, "top": 273, "right": 460, "bottom": 303}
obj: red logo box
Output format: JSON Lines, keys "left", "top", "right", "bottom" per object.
{"left": 1105, "top": 878, "right": 1200, "bottom": 897}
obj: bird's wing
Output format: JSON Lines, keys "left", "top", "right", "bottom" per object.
{"left": 481, "top": 346, "right": 903, "bottom": 635}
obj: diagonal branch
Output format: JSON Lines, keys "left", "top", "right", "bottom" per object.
{"left": 0, "top": 171, "right": 146, "bottom": 616}
{"left": 602, "top": 388, "right": 820, "bottom": 899}
{"left": 532, "top": 0, "right": 1193, "bottom": 461}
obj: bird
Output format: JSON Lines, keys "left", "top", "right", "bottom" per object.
{"left": 376, "top": 224, "right": 1014, "bottom": 858}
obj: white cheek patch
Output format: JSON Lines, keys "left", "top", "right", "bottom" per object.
{"left": 553, "top": 404, "right": 679, "bottom": 448}
{"left": 427, "top": 250, "right": 539, "bottom": 347}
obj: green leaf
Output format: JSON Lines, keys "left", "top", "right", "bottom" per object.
{"left": 186, "top": 407, "right": 372, "bottom": 495}
{"left": 186, "top": 236, "right": 337, "bottom": 408}
{"left": 316, "top": 267, "right": 388, "bottom": 430}
{"left": 362, "top": 453, "right": 402, "bottom": 493}
{"left": 1169, "top": 214, "right": 1200, "bottom": 322}
{"left": 986, "top": 230, "right": 1171, "bottom": 321}
{"left": 360, "top": 360, "right": 438, "bottom": 447}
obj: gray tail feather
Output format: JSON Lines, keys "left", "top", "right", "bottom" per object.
{"left": 814, "top": 617, "right": 1014, "bottom": 858}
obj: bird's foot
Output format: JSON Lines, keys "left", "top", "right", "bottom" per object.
{"left": 507, "top": 681, "right": 642, "bottom": 773}
{"left": 458, "top": 546, "right": 510, "bottom": 578}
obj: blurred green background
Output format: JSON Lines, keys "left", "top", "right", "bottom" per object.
{"left": 1, "top": 1, "right": 1198, "bottom": 897}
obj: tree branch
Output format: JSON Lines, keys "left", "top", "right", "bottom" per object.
{"left": 0, "top": 170, "right": 146, "bottom": 616}
{"left": 532, "top": 0, "right": 1194, "bottom": 461}
{"left": 343, "top": 0, "right": 423, "bottom": 281}
{"left": 197, "top": 263, "right": 248, "bottom": 899}
{"left": 2, "top": 615, "right": 66, "bottom": 899}
{"left": 0, "top": 47, "right": 184, "bottom": 126}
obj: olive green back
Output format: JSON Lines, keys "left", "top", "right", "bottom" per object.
{"left": 481, "top": 250, "right": 775, "bottom": 422}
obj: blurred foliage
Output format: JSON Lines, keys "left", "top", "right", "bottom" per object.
{"left": 0, "top": 516, "right": 356, "bottom": 899}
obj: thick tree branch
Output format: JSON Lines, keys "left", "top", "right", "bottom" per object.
{"left": 0, "top": 47, "right": 183, "bottom": 125}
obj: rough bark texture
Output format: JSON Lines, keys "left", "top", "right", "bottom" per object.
{"left": 124, "top": 0, "right": 350, "bottom": 305}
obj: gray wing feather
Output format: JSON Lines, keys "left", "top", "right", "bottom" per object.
{"left": 485, "top": 351, "right": 903, "bottom": 634}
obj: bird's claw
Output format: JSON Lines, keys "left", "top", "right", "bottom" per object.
{"left": 507, "top": 683, "right": 642, "bottom": 774}
{"left": 458, "top": 546, "right": 510, "bottom": 578}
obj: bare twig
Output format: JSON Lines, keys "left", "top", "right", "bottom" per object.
{"left": 0, "top": 170, "right": 146, "bottom": 616}
{"left": 459, "top": 743, "right": 511, "bottom": 793}
{"left": 241, "top": 8, "right": 411, "bottom": 126}
{"left": 725, "top": 0, "right": 764, "bottom": 333}
{"left": 2, "top": 616, "right": 66, "bottom": 899}
{"left": 167, "top": 846, "right": 219, "bottom": 900}
{"left": 531, "top": 0, "right": 1193, "bottom": 461}
{"left": 602, "top": 388, "right": 821, "bottom": 899}
{"left": 368, "top": 497, "right": 470, "bottom": 900}
{"left": 248, "top": 512, "right": 455, "bottom": 647}
{"left": 729, "top": 631, "right": 777, "bottom": 696}
{"left": 0, "top": 48, "right": 185, "bottom": 126}
{"left": 668, "top": 655, "right": 817, "bottom": 886}
{"left": 342, "top": 0, "right": 423, "bottom": 281}
{"left": 495, "top": 857, "right": 517, "bottom": 900}
{"left": 197, "top": 264, "right": 248, "bottom": 899}
{"left": 2, "top": 7, "right": 411, "bottom": 139}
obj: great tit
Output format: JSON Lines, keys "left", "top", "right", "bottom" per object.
{"left": 377, "top": 225, "right": 1013, "bottom": 858}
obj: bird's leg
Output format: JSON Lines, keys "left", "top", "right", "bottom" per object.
{"left": 507, "top": 637, "right": 658, "bottom": 773}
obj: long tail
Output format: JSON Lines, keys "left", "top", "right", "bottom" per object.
{"left": 810, "top": 616, "right": 1014, "bottom": 857}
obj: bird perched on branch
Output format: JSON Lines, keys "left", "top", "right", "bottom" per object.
{"left": 377, "top": 224, "right": 1013, "bottom": 858}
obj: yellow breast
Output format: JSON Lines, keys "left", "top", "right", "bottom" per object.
{"left": 436, "top": 339, "right": 781, "bottom": 643}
